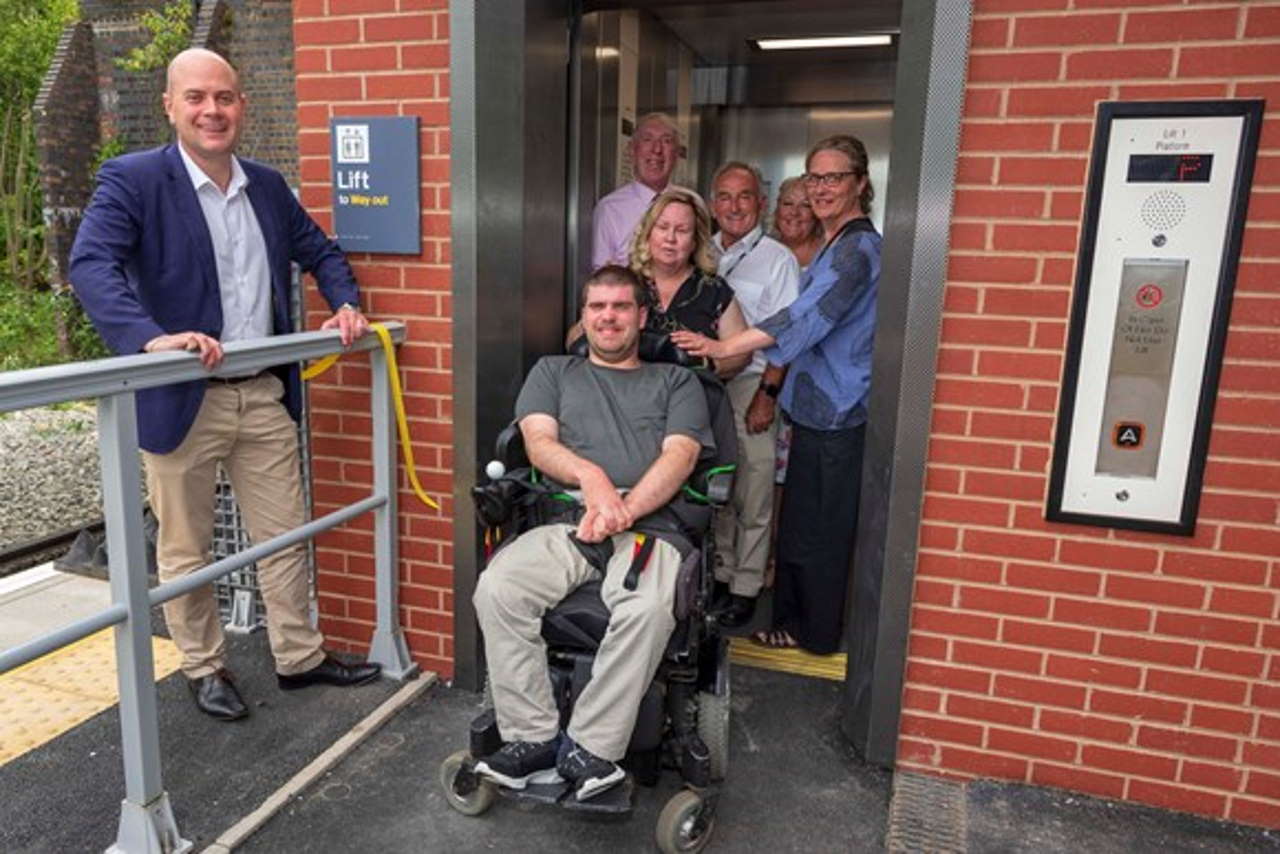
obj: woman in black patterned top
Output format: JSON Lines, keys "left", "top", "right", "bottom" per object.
{"left": 628, "top": 187, "right": 749, "bottom": 378}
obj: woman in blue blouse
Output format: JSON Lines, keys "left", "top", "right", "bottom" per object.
{"left": 672, "top": 135, "right": 881, "bottom": 654}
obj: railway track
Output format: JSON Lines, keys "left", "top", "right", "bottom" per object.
{"left": 0, "top": 519, "right": 103, "bottom": 579}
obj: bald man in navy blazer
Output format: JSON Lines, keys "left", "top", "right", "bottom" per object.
{"left": 71, "top": 48, "right": 382, "bottom": 721}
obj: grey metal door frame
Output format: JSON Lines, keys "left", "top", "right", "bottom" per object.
{"left": 841, "top": 0, "right": 972, "bottom": 766}
{"left": 449, "top": 0, "right": 571, "bottom": 690}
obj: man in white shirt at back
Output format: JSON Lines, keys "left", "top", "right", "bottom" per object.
{"left": 708, "top": 161, "right": 800, "bottom": 627}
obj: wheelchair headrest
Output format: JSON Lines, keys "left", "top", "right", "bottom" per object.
{"left": 567, "top": 330, "right": 698, "bottom": 369}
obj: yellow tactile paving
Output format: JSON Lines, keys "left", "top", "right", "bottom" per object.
{"left": 0, "top": 629, "right": 181, "bottom": 765}
{"left": 728, "top": 635, "right": 847, "bottom": 682}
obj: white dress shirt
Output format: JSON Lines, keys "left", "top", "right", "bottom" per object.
{"left": 178, "top": 144, "right": 272, "bottom": 345}
{"left": 714, "top": 225, "right": 801, "bottom": 375}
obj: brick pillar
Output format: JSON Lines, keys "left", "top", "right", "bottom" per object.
{"left": 33, "top": 20, "right": 99, "bottom": 288}
{"left": 899, "top": 0, "right": 1280, "bottom": 829}
{"left": 292, "top": 0, "right": 454, "bottom": 677}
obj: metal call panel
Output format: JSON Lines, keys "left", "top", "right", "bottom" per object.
{"left": 1046, "top": 100, "right": 1264, "bottom": 534}
{"left": 1095, "top": 259, "right": 1187, "bottom": 479}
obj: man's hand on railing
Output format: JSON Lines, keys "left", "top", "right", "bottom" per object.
{"left": 321, "top": 303, "right": 371, "bottom": 347}
{"left": 144, "top": 331, "right": 224, "bottom": 369}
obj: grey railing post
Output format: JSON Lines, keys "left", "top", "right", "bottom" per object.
{"left": 99, "top": 393, "right": 191, "bottom": 854}
{"left": 365, "top": 342, "right": 418, "bottom": 680}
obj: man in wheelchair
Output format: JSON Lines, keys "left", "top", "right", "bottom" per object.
{"left": 472, "top": 265, "right": 715, "bottom": 802}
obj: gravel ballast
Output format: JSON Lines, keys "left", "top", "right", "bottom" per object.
{"left": 0, "top": 404, "right": 105, "bottom": 551}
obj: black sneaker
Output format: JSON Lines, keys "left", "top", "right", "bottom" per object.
{"left": 474, "top": 736, "right": 562, "bottom": 789}
{"left": 557, "top": 740, "right": 626, "bottom": 801}
{"left": 717, "top": 593, "right": 757, "bottom": 628}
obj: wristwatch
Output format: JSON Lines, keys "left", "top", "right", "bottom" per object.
{"left": 337, "top": 302, "right": 360, "bottom": 313}
{"left": 760, "top": 382, "right": 781, "bottom": 399}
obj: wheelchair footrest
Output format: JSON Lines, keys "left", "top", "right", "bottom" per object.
{"left": 494, "top": 776, "right": 635, "bottom": 815}
{"left": 497, "top": 779, "right": 572, "bottom": 807}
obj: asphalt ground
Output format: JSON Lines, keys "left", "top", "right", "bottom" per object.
{"left": 240, "top": 663, "right": 890, "bottom": 853}
{"left": 0, "top": 629, "right": 400, "bottom": 853}
{"left": 3, "top": 622, "right": 1277, "bottom": 853}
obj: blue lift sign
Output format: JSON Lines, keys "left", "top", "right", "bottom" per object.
{"left": 329, "top": 116, "right": 420, "bottom": 254}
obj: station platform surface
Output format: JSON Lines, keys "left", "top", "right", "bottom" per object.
{"left": 1, "top": 567, "right": 1278, "bottom": 852}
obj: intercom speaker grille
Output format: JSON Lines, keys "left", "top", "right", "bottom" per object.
{"left": 1140, "top": 190, "right": 1187, "bottom": 231}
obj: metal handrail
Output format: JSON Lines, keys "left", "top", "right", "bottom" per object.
{"left": 0, "top": 322, "right": 416, "bottom": 854}
{"left": 0, "top": 327, "right": 394, "bottom": 410}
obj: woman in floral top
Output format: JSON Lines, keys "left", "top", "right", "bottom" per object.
{"left": 629, "top": 188, "right": 749, "bottom": 379}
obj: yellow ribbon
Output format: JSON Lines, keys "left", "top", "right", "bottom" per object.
{"left": 302, "top": 323, "right": 440, "bottom": 510}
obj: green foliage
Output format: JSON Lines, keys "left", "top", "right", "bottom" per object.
{"left": 0, "top": 0, "right": 78, "bottom": 293}
{"left": 116, "top": 1, "right": 193, "bottom": 73}
{"left": 0, "top": 279, "right": 108, "bottom": 372}
{"left": 0, "top": 0, "right": 78, "bottom": 104}
{"left": 92, "top": 135, "right": 126, "bottom": 177}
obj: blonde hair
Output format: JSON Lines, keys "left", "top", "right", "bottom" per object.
{"left": 628, "top": 188, "right": 717, "bottom": 281}
{"left": 770, "top": 175, "right": 823, "bottom": 243}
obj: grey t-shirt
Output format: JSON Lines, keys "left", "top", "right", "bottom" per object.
{"left": 515, "top": 355, "right": 714, "bottom": 488}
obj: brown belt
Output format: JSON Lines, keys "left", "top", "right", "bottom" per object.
{"left": 209, "top": 370, "right": 265, "bottom": 385}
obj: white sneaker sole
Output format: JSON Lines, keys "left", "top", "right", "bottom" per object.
{"left": 574, "top": 766, "right": 626, "bottom": 801}
{"left": 473, "top": 762, "right": 562, "bottom": 790}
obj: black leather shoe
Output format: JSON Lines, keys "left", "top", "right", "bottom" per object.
{"left": 189, "top": 670, "right": 249, "bottom": 721}
{"left": 717, "top": 594, "right": 757, "bottom": 628}
{"left": 277, "top": 654, "right": 382, "bottom": 691}
{"left": 711, "top": 581, "right": 731, "bottom": 611}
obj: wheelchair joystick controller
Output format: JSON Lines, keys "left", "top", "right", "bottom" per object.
{"left": 473, "top": 460, "right": 514, "bottom": 528}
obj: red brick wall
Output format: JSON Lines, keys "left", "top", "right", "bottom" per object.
{"left": 291, "top": 0, "right": 455, "bottom": 677}
{"left": 900, "top": 0, "right": 1280, "bottom": 828}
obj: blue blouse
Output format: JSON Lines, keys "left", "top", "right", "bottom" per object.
{"left": 758, "top": 218, "right": 881, "bottom": 431}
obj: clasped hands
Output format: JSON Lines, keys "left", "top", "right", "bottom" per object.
{"left": 143, "top": 305, "right": 370, "bottom": 369}
{"left": 575, "top": 468, "right": 633, "bottom": 544}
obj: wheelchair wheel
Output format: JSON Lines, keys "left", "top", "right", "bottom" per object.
{"left": 656, "top": 789, "right": 715, "bottom": 853}
{"left": 439, "top": 749, "right": 496, "bottom": 816}
{"left": 696, "top": 667, "right": 730, "bottom": 781}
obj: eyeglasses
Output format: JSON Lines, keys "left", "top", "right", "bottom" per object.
{"left": 802, "top": 171, "right": 857, "bottom": 188}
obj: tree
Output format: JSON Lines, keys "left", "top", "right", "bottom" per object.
{"left": 0, "top": 0, "right": 78, "bottom": 292}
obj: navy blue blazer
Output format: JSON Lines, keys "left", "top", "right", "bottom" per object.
{"left": 70, "top": 145, "right": 359, "bottom": 453}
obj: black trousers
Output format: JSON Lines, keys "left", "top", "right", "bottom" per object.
{"left": 772, "top": 422, "right": 866, "bottom": 654}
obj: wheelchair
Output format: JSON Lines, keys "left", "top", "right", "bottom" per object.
{"left": 439, "top": 332, "right": 737, "bottom": 854}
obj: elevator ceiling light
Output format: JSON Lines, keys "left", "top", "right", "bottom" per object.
{"left": 754, "top": 35, "right": 892, "bottom": 51}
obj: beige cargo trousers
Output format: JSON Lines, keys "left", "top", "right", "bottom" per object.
{"left": 473, "top": 522, "right": 683, "bottom": 762}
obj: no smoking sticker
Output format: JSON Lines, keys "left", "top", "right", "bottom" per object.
{"left": 1135, "top": 283, "right": 1163, "bottom": 309}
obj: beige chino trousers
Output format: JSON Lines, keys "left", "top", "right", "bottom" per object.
{"left": 473, "top": 523, "right": 682, "bottom": 761}
{"left": 714, "top": 371, "right": 779, "bottom": 597}
{"left": 143, "top": 373, "right": 325, "bottom": 679}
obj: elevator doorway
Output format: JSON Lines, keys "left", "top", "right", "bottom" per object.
{"left": 451, "top": 0, "right": 973, "bottom": 767}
